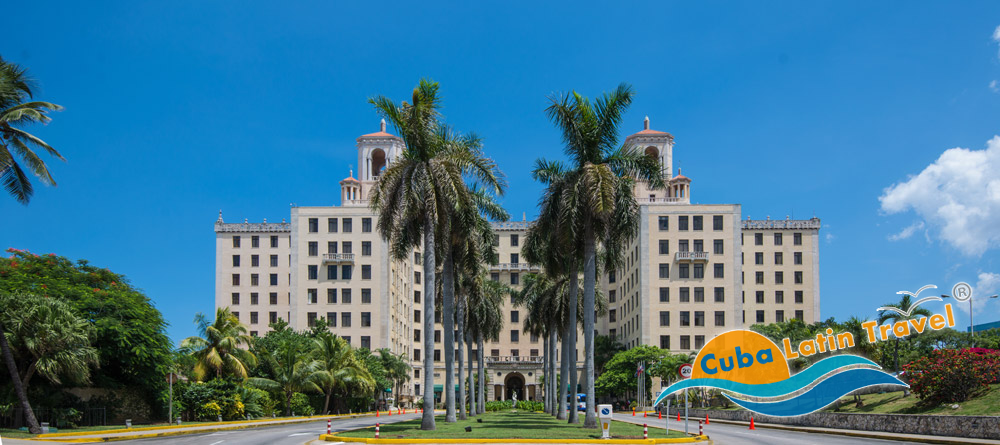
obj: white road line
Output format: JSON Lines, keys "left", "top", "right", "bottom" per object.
{"left": 209, "top": 440, "right": 224, "bottom": 445}
{"left": 287, "top": 432, "right": 313, "bottom": 436}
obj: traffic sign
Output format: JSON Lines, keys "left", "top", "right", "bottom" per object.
{"left": 679, "top": 364, "right": 693, "bottom": 379}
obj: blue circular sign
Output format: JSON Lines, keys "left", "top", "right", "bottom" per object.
{"left": 601, "top": 407, "right": 610, "bottom": 415}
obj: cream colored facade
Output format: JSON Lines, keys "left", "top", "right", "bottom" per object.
{"left": 214, "top": 118, "right": 820, "bottom": 405}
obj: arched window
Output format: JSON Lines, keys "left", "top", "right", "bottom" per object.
{"left": 645, "top": 146, "right": 659, "bottom": 159}
{"left": 371, "top": 149, "right": 387, "bottom": 178}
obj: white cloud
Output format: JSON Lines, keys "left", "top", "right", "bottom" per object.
{"left": 952, "top": 272, "right": 1000, "bottom": 317}
{"left": 879, "top": 136, "right": 1000, "bottom": 256}
{"left": 991, "top": 80, "right": 1000, "bottom": 93}
{"left": 888, "top": 221, "right": 925, "bottom": 241}
{"left": 825, "top": 233, "right": 835, "bottom": 243}
{"left": 994, "top": 25, "right": 1000, "bottom": 57}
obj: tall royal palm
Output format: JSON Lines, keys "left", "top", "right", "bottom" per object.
{"left": 368, "top": 79, "right": 504, "bottom": 429}
{"left": 466, "top": 273, "right": 507, "bottom": 413}
{"left": 542, "top": 83, "right": 664, "bottom": 427}
{"left": 0, "top": 56, "right": 65, "bottom": 204}
{"left": 180, "top": 307, "right": 257, "bottom": 381}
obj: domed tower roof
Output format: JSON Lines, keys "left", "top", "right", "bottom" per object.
{"left": 358, "top": 119, "right": 400, "bottom": 139}
{"left": 340, "top": 169, "right": 361, "bottom": 184}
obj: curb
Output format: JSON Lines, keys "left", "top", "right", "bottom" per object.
{"left": 679, "top": 418, "right": 987, "bottom": 445}
{"left": 318, "top": 435, "right": 710, "bottom": 444}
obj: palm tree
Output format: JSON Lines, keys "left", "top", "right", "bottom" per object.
{"left": 0, "top": 315, "right": 39, "bottom": 433}
{"left": 467, "top": 273, "right": 508, "bottom": 411}
{"left": 377, "top": 348, "right": 411, "bottom": 409}
{"left": 540, "top": 84, "right": 664, "bottom": 427}
{"left": 311, "top": 334, "right": 374, "bottom": 414}
{"left": 180, "top": 307, "right": 257, "bottom": 381}
{"left": 250, "top": 340, "right": 322, "bottom": 416}
{"left": 877, "top": 295, "right": 933, "bottom": 374}
{"left": 369, "top": 79, "right": 504, "bottom": 429}
{"left": 515, "top": 273, "right": 569, "bottom": 416}
{"left": 0, "top": 56, "right": 65, "bottom": 204}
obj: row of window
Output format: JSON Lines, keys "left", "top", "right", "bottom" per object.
{"left": 231, "top": 273, "right": 280, "bottom": 286}
{"left": 306, "top": 264, "right": 372, "bottom": 280}
{"left": 748, "top": 251, "right": 804, "bottom": 265}
{"left": 658, "top": 239, "right": 725, "bottom": 255}
{"left": 232, "top": 310, "right": 282, "bottom": 325}
{"left": 748, "top": 290, "right": 806, "bottom": 304}
{"left": 489, "top": 272, "right": 520, "bottom": 285}
{"left": 410, "top": 348, "right": 542, "bottom": 362}
{"left": 232, "top": 235, "right": 282, "bottom": 249}
{"left": 305, "top": 288, "right": 373, "bottom": 304}
{"left": 746, "top": 232, "right": 804, "bottom": 246}
{"left": 306, "top": 241, "right": 373, "bottom": 256}
{"left": 750, "top": 309, "right": 804, "bottom": 324}
{"left": 652, "top": 310, "right": 726, "bottom": 327}
{"left": 747, "top": 271, "right": 805, "bottom": 285}
{"left": 656, "top": 215, "right": 726, "bottom": 231}
{"left": 307, "top": 217, "right": 371, "bottom": 233}
{"left": 657, "top": 263, "right": 725, "bottom": 279}
{"left": 232, "top": 254, "right": 282, "bottom": 267}
{"left": 231, "top": 292, "right": 283, "bottom": 305}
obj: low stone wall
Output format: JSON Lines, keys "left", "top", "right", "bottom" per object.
{"left": 663, "top": 407, "right": 1000, "bottom": 440}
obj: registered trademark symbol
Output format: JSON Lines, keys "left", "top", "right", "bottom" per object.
{"left": 952, "top": 282, "right": 972, "bottom": 302}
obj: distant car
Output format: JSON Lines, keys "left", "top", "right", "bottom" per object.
{"left": 566, "top": 393, "right": 587, "bottom": 411}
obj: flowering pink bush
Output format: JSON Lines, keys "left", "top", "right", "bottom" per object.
{"left": 904, "top": 348, "right": 1000, "bottom": 405}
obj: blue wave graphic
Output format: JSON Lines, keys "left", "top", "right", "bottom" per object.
{"left": 724, "top": 368, "right": 907, "bottom": 417}
{"left": 653, "top": 355, "right": 877, "bottom": 407}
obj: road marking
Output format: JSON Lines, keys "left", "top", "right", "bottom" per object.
{"left": 288, "top": 432, "right": 312, "bottom": 436}
{"left": 209, "top": 441, "right": 225, "bottom": 445}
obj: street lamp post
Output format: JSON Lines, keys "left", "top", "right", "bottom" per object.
{"left": 941, "top": 293, "right": 998, "bottom": 336}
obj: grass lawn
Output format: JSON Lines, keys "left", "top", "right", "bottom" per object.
{"left": 0, "top": 421, "right": 226, "bottom": 439}
{"left": 336, "top": 411, "right": 688, "bottom": 440}
{"left": 825, "top": 384, "right": 1000, "bottom": 416}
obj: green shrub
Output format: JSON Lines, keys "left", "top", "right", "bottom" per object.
{"left": 289, "top": 393, "right": 314, "bottom": 416}
{"left": 197, "top": 402, "right": 222, "bottom": 420}
{"left": 904, "top": 348, "right": 1000, "bottom": 406}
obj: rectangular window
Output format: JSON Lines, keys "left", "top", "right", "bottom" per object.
{"left": 755, "top": 252, "right": 763, "bottom": 265}
{"left": 250, "top": 292, "right": 259, "bottom": 305}
{"left": 415, "top": 271, "right": 421, "bottom": 284}
{"left": 713, "top": 215, "right": 723, "bottom": 231}
{"left": 328, "top": 218, "right": 338, "bottom": 233}
{"left": 693, "top": 239, "right": 704, "bottom": 252}
{"left": 510, "top": 253, "right": 519, "bottom": 263}
{"left": 680, "top": 311, "right": 690, "bottom": 326}
{"left": 511, "top": 310, "right": 519, "bottom": 323}
{"left": 327, "top": 265, "right": 337, "bottom": 280}
{"left": 414, "top": 350, "right": 421, "bottom": 361}
{"left": 307, "top": 288, "right": 317, "bottom": 304}
{"left": 511, "top": 330, "right": 519, "bottom": 342}
{"left": 361, "top": 312, "right": 371, "bottom": 327}
{"left": 250, "top": 274, "right": 259, "bottom": 286}
{"left": 327, "top": 312, "right": 336, "bottom": 327}
{"left": 776, "top": 310, "right": 785, "bottom": 322}
{"left": 269, "top": 292, "right": 278, "bottom": 305}
{"left": 755, "top": 271, "right": 764, "bottom": 284}
{"left": 756, "top": 310, "right": 765, "bottom": 323}
{"left": 714, "top": 287, "right": 725, "bottom": 303}
{"left": 361, "top": 336, "right": 371, "bottom": 350}
{"left": 342, "top": 218, "right": 352, "bottom": 233}
{"left": 269, "top": 311, "right": 277, "bottom": 324}
{"left": 695, "top": 335, "right": 705, "bottom": 349}
{"left": 233, "top": 236, "right": 241, "bottom": 248}
{"left": 414, "top": 329, "right": 420, "bottom": 341}
{"left": 795, "top": 310, "right": 804, "bottom": 321}
{"left": 270, "top": 274, "right": 278, "bottom": 286}
{"left": 231, "top": 292, "right": 240, "bottom": 305}
{"left": 251, "top": 255, "right": 259, "bottom": 267}
{"left": 609, "top": 309, "right": 617, "bottom": 322}
{"left": 679, "top": 264, "right": 689, "bottom": 279}
{"left": 414, "top": 310, "right": 421, "bottom": 322}
{"left": 713, "top": 239, "right": 724, "bottom": 254}
{"left": 754, "top": 233, "right": 763, "bottom": 245}
{"left": 307, "top": 312, "right": 317, "bottom": 327}
{"left": 609, "top": 271, "right": 616, "bottom": 283}
{"left": 659, "top": 311, "right": 670, "bottom": 326}
{"left": 232, "top": 255, "right": 240, "bottom": 267}
{"left": 659, "top": 287, "right": 670, "bottom": 302}
{"left": 659, "top": 240, "right": 669, "bottom": 255}
{"left": 250, "top": 312, "right": 258, "bottom": 324}
{"left": 342, "top": 265, "right": 352, "bottom": 280}
{"left": 679, "top": 240, "right": 689, "bottom": 252}
{"left": 232, "top": 274, "right": 240, "bottom": 286}
{"left": 342, "top": 242, "right": 352, "bottom": 254}
{"left": 713, "top": 263, "right": 724, "bottom": 278}
{"left": 775, "top": 252, "right": 783, "bottom": 265}
{"left": 715, "top": 311, "right": 725, "bottom": 326}
{"left": 658, "top": 216, "right": 669, "bottom": 231}
{"left": 327, "top": 289, "right": 337, "bottom": 304}
{"left": 270, "top": 255, "right": 278, "bottom": 267}
{"left": 694, "top": 287, "right": 704, "bottom": 303}
{"left": 308, "top": 242, "right": 318, "bottom": 257}
{"left": 774, "top": 232, "right": 783, "bottom": 245}
{"left": 361, "top": 241, "right": 371, "bottom": 256}
{"left": 680, "top": 287, "right": 690, "bottom": 303}
{"left": 510, "top": 273, "right": 519, "bottom": 285}
{"left": 776, "top": 291, "right": 784, "bottom": 304}
{"left": 342, "top": 289, "right": 352, "bottom": 304}
{"left": 795, "top": 271, "right": 803, "bottom": 284}
{"left": 692, "top": 215, "right": 703, "bottom": 231}
{"left": 794, "top": 232, "right": 802, "bottom": 245}
{"left": 775, "top": 271, "right": 784, "bottom": 284}
{"left": 680, "top": 335, "right": 691, "bottom": 350}
{"left": 414, "top": 252, "right": 422, "bottom": 263}
{"left": 414, "top": 291, "right": 421, "bottom": 303}
{"left": 434, "top": 350, "right": 441, "bottom": 362}
{"left": 270, "top": 235, "right": 278, "bottom": 248}
{"left": 510, "top": 234, "right": 519, "bottom": 246}
{"left": 361, "top": 265, "right": 371, "bottom": 279}
{"left": 794, "top": 252, "right": 803, "bottom": 265}
{"left": 659, "top": 263, "right": 670, "bottom": 279}
{"left": 795, "top": 290, "right": 804, "bottom": 304}
{"left": 609, "top": 290, "right": 616, "bottom": 303}
{"left": 341, "top": 312, "right": 351, "bottom": 327}
{"left": 308, "top": 265, "right": 318, "bottom": 280}
{"left": 660, "top": 335, "right": 670, "bottom": 349}
{"left": 679, "top": 216, "right": 689, "bottom": 231}
{"left": 308, "top": 218, "right": 318, "bottom": 233}
{"left": 756, "top": 291, "right": 765, "bottom": 304}
{"left": 693, "top": 264, "right": 704, "bottom": 279}
{"left": 361, "top": 288, "right": 371, "bottom": 304}
{"left": 490, "top": 272, "right": 500, "bottom": 282}
{"left": 362, "top": 218, "right": 372, "bottom": 233}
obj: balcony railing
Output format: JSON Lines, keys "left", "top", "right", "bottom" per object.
{"left": 639, "top": 197, "right": 686, "bottom": 204}
{"left": 342, "top": 199, "right": 369, "bottom": 207}
{"left": 485, "top": 355, "right": 544, "bottom": 365}
{"left": 675, "top": 251, "right": 709, "bottom": 262}
{"left": 322, "top": 253, "right": 355, "bottom": 262}
{"left": 489, "top": 263, "right": 541, "bottom": 272}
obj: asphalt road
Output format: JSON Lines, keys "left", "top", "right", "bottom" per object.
{"left": 618, "top": 415, "right": 947, "bottom": 445}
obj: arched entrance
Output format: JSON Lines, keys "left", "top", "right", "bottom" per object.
{"left": 371, "top": 149, "right": 386, "bottom": 178}
{"left": 504, "top": 372, "right": 525, "bottom": 401}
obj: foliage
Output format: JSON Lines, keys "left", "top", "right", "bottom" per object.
{"left": 0, "top": 249, "right": 173, "bottom": 415}
{"left": 310, "top": 334, "right": 374, "bottom": 414}
{"left": 180, "top": 307, "right": 257, "bottom": 381}
{"left": 238, "top": 386, "right": 275, "bottom": 418}
{"left": 249, "top": 339, "right": 320, "bottom": 416}
{"left": 0, "top": 56, "right": 65, "bottom": 204}
{"left": 594, "top": 334, "right": 625, "bottom": 375}
{"left": 289, "top": 392, "right": 314, "bottom": 416}
{"left": 175, "top": 379, "right": 251, "bottom": 421}
{"left": 904, "top": 348, "right": 1000, "bottom": 406}
{"left": 595, "top": 345, "right": 679, "bottom": 400}
{"left": 197, "top": 402, "right": 221, "bottom": 420}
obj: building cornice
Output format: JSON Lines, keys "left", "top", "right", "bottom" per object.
{"left": 215, "top": 222, "right": 291, "bottom": 233}
{"left": 741, "top": 217, "right": 821, "bottom": 230}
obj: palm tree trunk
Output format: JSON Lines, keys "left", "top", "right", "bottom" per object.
{"left": 441, "top": 250, "right": 457, "bottom": 422}
{"left": 457, "top": 288, "right": 467, "bottom": 420}
{"left": 421, "top": 217, "right": 437, "bottom": 430}
{"left": 477, "top": 336, "right": 485, "bottom": 410}
{"left": 324, "top": 390, "right": 332, "bottom": 415}
{"left": 557, "top": 313, "right": 569, "bottom": 420}
{"left": 549, "top": 328, "right": 557, "bottom": 416}
{"left": 894, "top": 338, "right": 900, "bottom": 373}
{"left": 0, "top": 319, "right": 41, "bottom": 434}
{"left": 567, "top": 272, "right": 579, "bottom": 424}
{"left": 582, "top": 225, "right": 597, "bottom": 428}
{"left": 466, "top": 330, "right": 476, "bottom": 416}
{"left": 542, "top": 335, "right": 550, "bottom": 414}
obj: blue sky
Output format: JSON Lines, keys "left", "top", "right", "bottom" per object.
{"left": 5, "top": 2, "right": 1000, "bottom": 345}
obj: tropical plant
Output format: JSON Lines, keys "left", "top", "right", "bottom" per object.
{"left": 181, "top": 307, "right": 257, "bottom": 381}
{"left": 466, "top": 273, "right": 508, "bottom": 414}
{"left": 368, "top": 79, "right": 504, "bottom": 428}
{"left": 877, "top": 294, "right": 933, "bottom": 374}
{"left": 0, "top": 57, "right": 65, "bottom": 204}
{"left": 904, "top": 348, "right": 1000, "bottom": 406}
{"left": 249, "top": 340, "right": 321, "bottom": 416}
{"left": 377, "top": 348, "right": 411, "bottom": 410}
{"left": 311, "top": 334, "right": 374, "bottom": 414}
